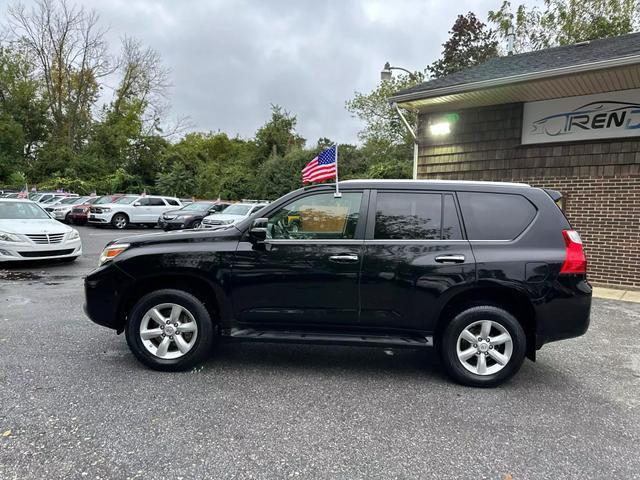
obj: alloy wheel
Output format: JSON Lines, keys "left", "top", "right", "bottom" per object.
{"left": 139, "top": 303, "right": 199, "bottom": 359}
{"left": 456, "top": 320, "right": 513, "bottom": 376}
{"left": 113, "top": 215, "right": 127, "bottom": 229}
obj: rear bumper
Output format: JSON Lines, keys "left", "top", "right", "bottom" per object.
{"left": 84, "top": 263, "right": 134, "bottom": 330}
{"left": 535, "top": 276, "right": 592, "bottom": 348}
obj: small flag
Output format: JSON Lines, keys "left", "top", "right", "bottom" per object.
{"left": 17, "top": 184, "right": 28, "bottom": 199}
{"left": 302, "top": 145, "right": 337, "bottom": 184}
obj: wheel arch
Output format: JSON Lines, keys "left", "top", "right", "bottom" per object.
{"left": 434, "top": 284, "right": 537, "bottom": 361}
{"left": 115, "top": 271, "right": 229, "bottom": 334}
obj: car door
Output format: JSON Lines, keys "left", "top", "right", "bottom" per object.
{"left": 230, "top": 190, "right": 367, "bottom": 328}
{"left": 139, "top": 197, "right": 168, "bottom": 223}
{"left": 359, "top": 190, "right": 475, "bottom": 332}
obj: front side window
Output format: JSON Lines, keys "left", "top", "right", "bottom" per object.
{"left": 267, "top": 192, "right": 362, "bottom": 240}
{"left": 374, "top": 193, "right": 442, "bottom": 240}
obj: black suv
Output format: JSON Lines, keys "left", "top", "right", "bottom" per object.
{"left": 84, "top": 180, "right": 591, "bottom": 387}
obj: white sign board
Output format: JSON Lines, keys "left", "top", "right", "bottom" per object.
{"left": 522, "top": 88, "right": 640, "bottom": 144}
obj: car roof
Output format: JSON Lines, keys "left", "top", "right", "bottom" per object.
{"left": 299, "top": 179, "right": 532, "bottom": 193}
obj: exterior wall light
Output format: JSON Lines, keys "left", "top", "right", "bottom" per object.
{"left": 429, "top": 122, "right": 451, "bottom": 136}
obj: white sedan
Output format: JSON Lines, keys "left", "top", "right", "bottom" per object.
{"left": 0, "top": 199, "right": 82, "bottom": 262}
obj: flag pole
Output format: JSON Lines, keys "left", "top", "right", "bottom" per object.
{"left": 334, "top": 143, "right": 341, "bottom": 198}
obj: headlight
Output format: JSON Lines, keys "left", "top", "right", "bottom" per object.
{"left": 223, "top": 219, "right": 235, "bottom": 224}
{"left": 99, "top": 207, "right": 111, "bottom": 213}
{"left": 98, "top": 243, "right": 130, "bottom": 266}
{"left": 0, "top": 231, "right": 21, "bottom": 242}
{"left": 68, "top": 229, "right": 80, "bottom": 240}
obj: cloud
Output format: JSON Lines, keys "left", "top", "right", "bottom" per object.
{"left": 1, "top": 0, "right": 506, "bottom": 144}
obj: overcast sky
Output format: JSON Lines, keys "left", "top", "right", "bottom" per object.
{"left": 1, "top": 0, "right": 526, "bottom": 144}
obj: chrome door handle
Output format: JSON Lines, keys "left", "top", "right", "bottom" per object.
{"left": 329, "top": 254, "right": 359, "bottom": 263}
{"left": 435, "top": 254, "right": 465, "bottom": 263}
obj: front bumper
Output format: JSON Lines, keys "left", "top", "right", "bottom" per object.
{"left": 51, "top": 210, "right": 70, "bottom": 221}
{"left": 0, "top": 239, "right": 82, "bottom": 262}
{"left": 87, "top": 212, "right": 112, "bottom": 224}
{"left": 158, "top": 218, "right": 195, "bottom": 230}
{"left": 84, "top": 263, "right": 135, "bottom": 330}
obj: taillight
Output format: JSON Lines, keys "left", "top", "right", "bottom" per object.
{"left": 560, "top": 230, "right": 587, "bottom": 274}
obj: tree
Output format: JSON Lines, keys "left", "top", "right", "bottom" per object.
{"left": 346, "top": 72, "right": 423, "bottom": 145}
{"left": 489, "top": 0, "right": 640, "bottom": 53}
{"left": 428, "top": 12, "right": 499, "bottom": 78}
{"left": 253, "top": 104, "right": 305, "bottom": 163}
{"left": 7, "top": 0, "right": 114, "bottom": 149}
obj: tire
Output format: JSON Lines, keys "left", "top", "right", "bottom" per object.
{"left": 191, "top": 220, "right": 201, "bottom": 230}
{"left": 111, "top": 213, "right": 129, "bottom": 229}
{"left": 64, "top": 212, "right": 71, "bottom": 223}
{"left": 125, "top": 289, "right": 215, "bottom": 371}
{"left": 438, "top": 305, "right": 526, "bottom": 388}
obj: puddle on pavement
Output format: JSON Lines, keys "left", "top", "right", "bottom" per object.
{"left": 0, "top": 270, "right": 74, "bottom": 284}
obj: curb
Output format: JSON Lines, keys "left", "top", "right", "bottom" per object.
{"left": 592, "top": 287, "right": 640, "bottom": 304}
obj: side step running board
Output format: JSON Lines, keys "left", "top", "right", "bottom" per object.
{"left": 227, "top": 328, "right": 433, "bottom": 349}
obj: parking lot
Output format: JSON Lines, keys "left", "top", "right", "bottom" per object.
{"left": 0, "top": 225, "right": 638, "bottom": 479}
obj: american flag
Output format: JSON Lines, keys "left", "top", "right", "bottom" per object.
{"left": 17, "top": 184, "right": 28, "bottom": 199}
{"left": 302, "top": 145, "right": 337, "bottom": 183}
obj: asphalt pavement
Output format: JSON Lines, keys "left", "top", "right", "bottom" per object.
{"left": 0, "top": 226, "right": 639, "bottom": 479}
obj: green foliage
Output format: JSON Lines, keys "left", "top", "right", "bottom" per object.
{"left": 428, "top": 12, "right": 499, "bottom": 78}
{"left": 6, "top": 171, "right": 27, "bottom": 188}
{"left": 253, "top": 105, "right": 305, "bottom": 162}
{"left": 489, "top": 0, "right": 640, "bottom": 53}
{"left": 155, "top": 162, "right": 195, "bottom": 198}
{"left": 346, "top": 73, "right": 424, "bottom": 145}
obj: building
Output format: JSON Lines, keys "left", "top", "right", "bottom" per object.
{"left": 391, "top": 33, "right": 640, "bottom": 289}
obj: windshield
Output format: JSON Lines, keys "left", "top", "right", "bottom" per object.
{"left": 94, "top": 196, "right": 116, "bottom": 204}
{"left": 181, "top": 202, "right": 214, "bottom": 212}
{"left": 221, "top": 204, "right": 253, "bottom": 216}
{"left": 42, "top": 196, "right": 62, "bottom": 203}
{"left": 0, "top": 201, "right": 50, "bottom": 220}
{"left": 114, "top": 196, "right": 138, "bottom": 205}
{"left": 59, "top": 197, "right": 83, "bottom": 205}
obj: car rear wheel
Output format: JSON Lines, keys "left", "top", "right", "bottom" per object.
{"left": 111, "top": 213, "right": 128, "bottom": 229}
{"left": 125, "top": 289, "right": 214, "bottom": 371}
{"left": 439, "top": 305, "right": 526, "bottom": 388}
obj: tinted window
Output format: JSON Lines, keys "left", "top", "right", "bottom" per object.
{"left": 458, "top": 192, "right": 537, "bottom": 240}
{"left": 374, "top": 193, "right": 441, "bottom": 240}
{"left": 166, "top": 198, "right": 179, "bottom": 206}
{"left": 268, "top": 192, "right": 362, "bottom": 240}
{"left": 144, "top": 197, "right": 166, "bottom": 206}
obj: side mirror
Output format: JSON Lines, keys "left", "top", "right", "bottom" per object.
{"left": 249, "top": 217, "right": 268, "bottom": 242}
{"left": 133, "top": 201, "right": 141, "bottom": 207}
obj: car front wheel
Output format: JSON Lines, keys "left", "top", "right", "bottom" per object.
{"left": 111, "top": 213, "right": 128, "bottom": 229}
{"left": 125, "top": 289, "right": 214, "bottom": 371}
{"left": 439, "top": 305, "right": 526, "bottom": 388}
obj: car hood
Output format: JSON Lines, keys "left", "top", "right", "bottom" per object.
{"left": 0, "top": 219, "right": 73, "bottom": 234}
{"left": 110, "top": 224, "right": 242, "bottom": 248}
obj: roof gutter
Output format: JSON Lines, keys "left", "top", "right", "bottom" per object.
{"left": 390, "top": 53, "right": 640, "bottom": 104}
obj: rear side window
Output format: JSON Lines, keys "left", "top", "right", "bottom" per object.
{"left": 166, "top": 198, "right": 179, "bottom": 206}
{"left": 458, "top": 192, "right": 536, "bottom": 240}
{"left": 146, "top": 197, "right": 166, "bottom": 206}
{"left": 374, "top": 193, "right": 442, "bottom": 240}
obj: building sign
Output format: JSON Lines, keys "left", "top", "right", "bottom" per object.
{"left": 522, "top": 88, "right": 640, "bottom": 144}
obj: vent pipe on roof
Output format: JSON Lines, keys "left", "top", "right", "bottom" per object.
{"left": 507, "top": 26, "right": 515, "bottom": 55}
